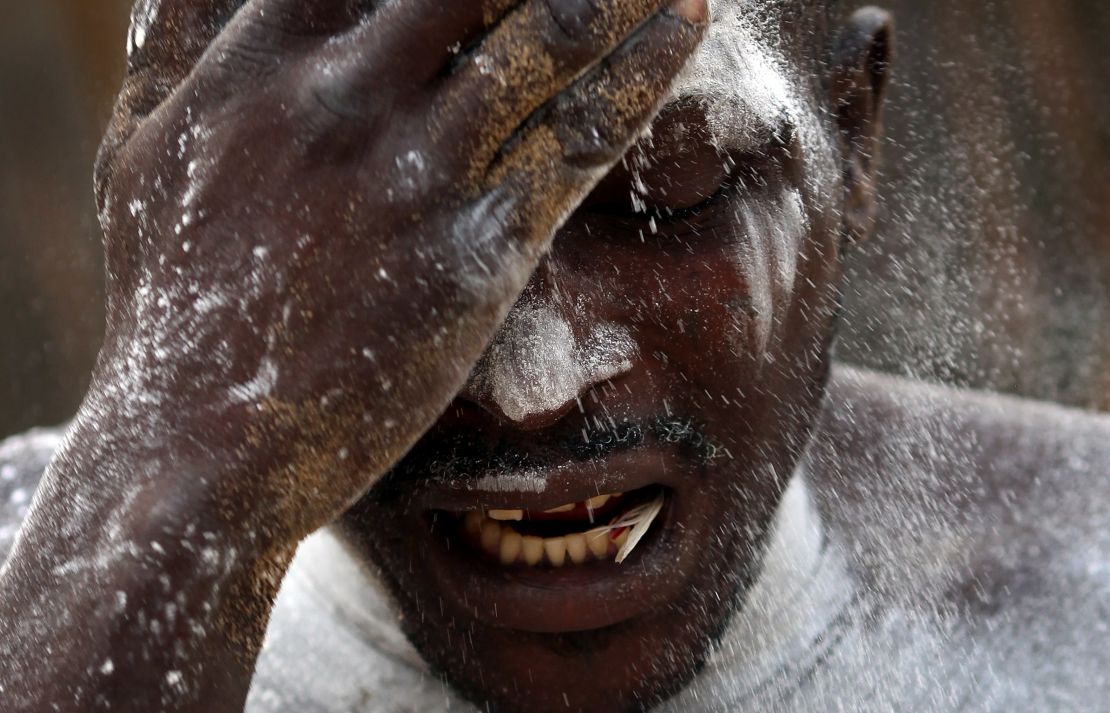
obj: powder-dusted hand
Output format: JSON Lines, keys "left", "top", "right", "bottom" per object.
{"left": 93, "top": 0, "right": 706, "bottom": 549}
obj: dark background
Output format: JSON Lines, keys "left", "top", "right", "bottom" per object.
{"left": 2, "top": 1, "right": 1108, "bottom": 439}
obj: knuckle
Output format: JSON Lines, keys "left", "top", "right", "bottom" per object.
{"left": 294, "top": 62, "right": 380, "bottom": 124}
{"left": 307, "top": 82, "right": 366, "bottom": 125}
{"left": 540, "top": 0, "right": 601, "bottom": 43}
{"left": 210, "top": 38, "right": 286, "bottom": 81}
{"left": 551, "top": 99, "right": 625, "bottom": 168}
{"left": 278, "top": 68, "right": 365, "bottom": 154}
{"left": 288, "top": 74, "right": 389, "bottom": 160}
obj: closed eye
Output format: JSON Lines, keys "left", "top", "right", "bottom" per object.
{"left": 584, "top": 150, "right": 779, "bottom": 240}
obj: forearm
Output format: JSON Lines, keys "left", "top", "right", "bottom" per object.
{"left": 0, "top": 415, "right": 287, "bottom": 712}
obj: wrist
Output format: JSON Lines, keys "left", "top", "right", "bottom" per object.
{"left": 58, "top": 382, "right": 266, "bottom": 545}
{"left": 0, "top": 411, "right": 292, "bottom": 711}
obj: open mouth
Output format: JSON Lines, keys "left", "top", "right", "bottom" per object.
{"left": 444, "top": 486, "right": 667, "bottom": 568}
{"left": 398, "top": 448, "right": 705, "bottom": 634}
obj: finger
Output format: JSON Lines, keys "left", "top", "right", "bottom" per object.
{"left": 490, "top": 1, "right": 706, "bottom": 244}
{"left": 342, "top": 0, "right": 521, "bottom": 82}
{"left": 97, "top": 0, "right": 352, "bottom": 211}
{"left": 298, "top": 0, "right": 519, "bottom": 123}
{"left": 121, "top": 0, "right": 355, "bottom": 119}
{"left": 431, "top": 0, "right": 675, "bottom": 178}
{"left": 124, "top": 0, "right": 243, "bottom": 96}
{"left": 99, "top": 0, "right": 244, "bottom": 202}
{"left": 237, "top": 0, "right": 360, "bottom": 41}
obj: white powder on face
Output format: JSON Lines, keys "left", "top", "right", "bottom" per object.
{"left": 470, "top": 299, "right": 635, "bottom": 425}
{"left": 473, "top": 472, "right": 550, "bottom": 495}
{"left": 665, "top": 2, "right": 839, "bottom": 361}
{"left": 670, "top": 1, "right": 799, "bottom": 152}
{"left": 734, "top": 188, "right": 809, "bottom": 356}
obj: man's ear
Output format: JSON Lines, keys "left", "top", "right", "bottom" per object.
{"left": 830, "top": 7, "right": 894, "bottom": 243}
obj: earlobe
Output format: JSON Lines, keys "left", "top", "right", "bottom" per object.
{"left": 830, "top": 7, "right": 894, "bottom": 243}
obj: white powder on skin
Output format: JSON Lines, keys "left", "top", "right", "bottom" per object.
{"left": 228, "top": 356, "right": 279, "bottom": 404}
{"left": 0, "top": 431, "right": 63, "bottom": 464}
{"left": 670, "top": 1, "right": 799, "bottom": 153}
{"left": 469, "top": 299, "right": 635, "bottom": 424}
{"left": 127, "top": 0, "right": 162, "bottom": 57}
{"left": 735, "top": 188, "right": 810, "bottom": 356}
{"left": 473, "top": 472, "right": 550, "bottom": 495}
{"left": 666, "top": 2, "right": 837, "bottom": 361}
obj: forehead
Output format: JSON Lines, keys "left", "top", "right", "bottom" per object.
{"left": 667, "top": 1, "right": 809, "bottom": 151}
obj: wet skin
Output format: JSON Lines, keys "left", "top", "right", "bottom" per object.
{"left": 0, "top": 2, "right": 891, "bottom": 713}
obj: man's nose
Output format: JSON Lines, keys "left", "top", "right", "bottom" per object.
{"left": 460, "top": 294, "right": 636, "bottom": 431}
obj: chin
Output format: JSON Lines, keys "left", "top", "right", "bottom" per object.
{"left": 339, "top": 425, "right": 795, "bottom": 713}
{"left": 401, "top": 584, "right": 742, "bottom": 713}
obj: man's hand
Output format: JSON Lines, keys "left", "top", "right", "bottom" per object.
{"left": 0, "top": 0, "right": 705, "bottom": 710}
{"left": 96, "top": 0, "right": 705, "bottom": 548}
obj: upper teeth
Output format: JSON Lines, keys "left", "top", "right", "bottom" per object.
{"left": 487, "top": 493, "right": 619, "bottom": 522}
{"left": 460, "top": 491, "right": 662, "bottom": 568}
{"left": 586, "top": 494, "right": 612, "bottom": 510}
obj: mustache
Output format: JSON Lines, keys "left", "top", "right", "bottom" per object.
{"left": 383, "top": 416, "right": 722, "bottom": 487}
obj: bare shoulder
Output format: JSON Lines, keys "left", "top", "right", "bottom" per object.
{"left": 809, "top": 365, "right": 1110, "bottom": 703}
{"left": 813, "top": 363, "right": 1110, "bottom": 575}
{"left": 0, "top": 427, "right": 65, "bottom": 561}
{"left": 815, "top": 364, "right": 1110, "bottom": 518}
{"left": 821, "top": 366, "right": 1110, "bottom": 462}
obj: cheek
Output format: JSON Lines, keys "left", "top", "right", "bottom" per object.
{"left": 658, "top": 249, "right": 756, "bottom": 359}
{"left": 628, "top": 191, "right": 817, "bottom": 363}
{"left": 598, "top": 239, "right": 761, "bottom": 415}
{"left": 552, "top": 188, "right": 840, "bottom": 395}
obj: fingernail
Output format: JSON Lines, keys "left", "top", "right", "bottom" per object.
{"left": 668, "top": 0, "right": 709, "bottom": 24}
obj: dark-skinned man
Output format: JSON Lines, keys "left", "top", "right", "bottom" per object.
{"left": 1, "top": 0, "right": 1107, "bottom": 711}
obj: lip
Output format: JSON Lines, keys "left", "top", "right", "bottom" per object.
{"left": 403, "top": 446, "right": 706, "bottom": 633}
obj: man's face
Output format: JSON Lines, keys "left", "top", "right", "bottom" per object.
{"left": 341, "top": 7, "right": 881, "bottom": 712}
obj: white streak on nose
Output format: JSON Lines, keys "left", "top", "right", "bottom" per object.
{"left": 474, "top": 301, "right": 635, "bottom": 424}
